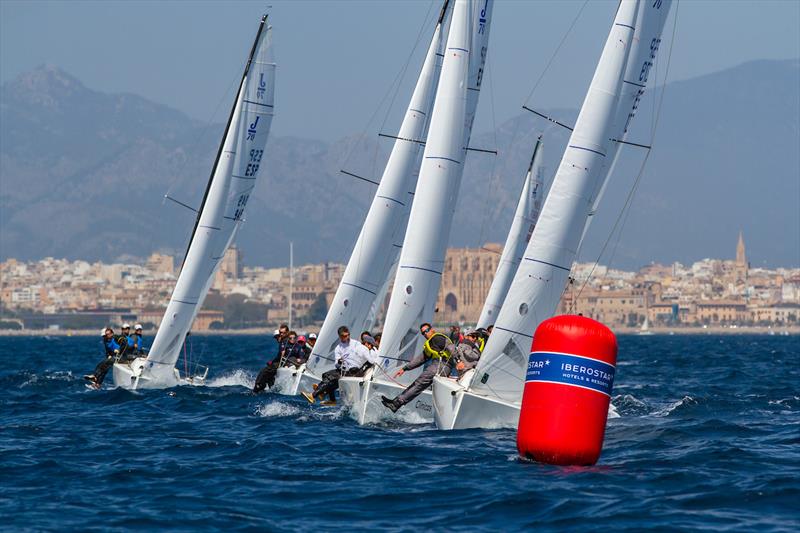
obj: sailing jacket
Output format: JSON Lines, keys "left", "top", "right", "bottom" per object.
{"left": 102, "top": 337, "right": 121, "bottom": 357}
{"left": 335, "top": 340, "right": 378, "bottom": 371}
{"left": 454, "top": 338, "right": 481, "bottom": 372}
{"left": 403, "top": 334, "right": 455, "bottom": 371}
{"left": 282, "top": 342, "right": 307, "bottom": 367}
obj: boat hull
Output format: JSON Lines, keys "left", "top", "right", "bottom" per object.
{"left": 432, "top": 375, "right": 521, "bottom": 430}
{"left": 112, "top": 357, "right": 207, "bottom": 390}
{"left": 339, "top": 370, "right": 434, "bottom": 425}
{"left": 432, "top": 376, "right": 620, "bottom": 430}
{"left": 273, "top": 365, "right": 320, "bottom": 395}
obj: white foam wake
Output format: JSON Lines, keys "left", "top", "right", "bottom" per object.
{"left": 255, "top": 401, "right": 301, "bottom": 418}
{"left": 205, "top": 369, "right": 255, "bottom": 389}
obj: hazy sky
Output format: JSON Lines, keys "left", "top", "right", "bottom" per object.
{"left": 2, "top": 0, "right": 798, "bottom": 141}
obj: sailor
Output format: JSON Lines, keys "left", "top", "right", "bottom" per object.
{"left": 486, "top": 324, "right": 494, "bottom": 336}
{"left": 118, "top": 323, "right": 132, "bottom": 358}
{"left": 306, "top": 332, "right": 317, "bottom": 353}
{"left": 301, "top": 325, "right": 378, "bottom": 405}
{"left": 252, "top": 323, "right": 290, "bottom": 393}
{"left": 83, "top": 327, "right": 121, "bottom": 388}
{"left": 362, "top": 335, "right": 379, "bottom": 359}
{"left": 380, "top": 323, "right": 455, "bottom": 413}
{"left": 454, "top": 331, "right": 482, "bottom": 377}
{"left": 360, "top": 330, "right": 372, "bottom": 344}
{"left": 130, "top": 324, "right": 147, "bottom": 355}
{"left": 373, "top": 333, "right": 381, "bottom": 349}
{"left": 449, "top": 325, "right": 464, "bottom": 345}
{"left": 474, "top": 327, "right": 490, "bottom": 353}
{"left": 282, "top": 332, "right": 307, "bottom": 367}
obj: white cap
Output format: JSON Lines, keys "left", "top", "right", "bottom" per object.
{"left": 134, "top": 324, "right": 143, "bottom": 330}
{"left": 101, "top": 328, "right": 108, "bottom": 335}
{"left": 273, "top": 329, "right": 280, "bottom": 336}
{"left": 308, "top": 333, "right": 317, "bottom": 339}
{"left": 121, "top": 323, "right": 131, "bottom": 328}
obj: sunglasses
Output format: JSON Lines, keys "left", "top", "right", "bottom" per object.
{"left": 421, "top": 328, "right": 431, "bottom": 334}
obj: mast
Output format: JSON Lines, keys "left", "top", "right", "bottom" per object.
{"left": 289, "top": 241, "right": 293, "bottom": 331}
{"left": 476, "top": 136, "right": 544, "bottom": 328}
{"left": 181, "top": 15, "right": 269, "bottom": 271}
{"left": 141, "top": 15, "right": 276, "bottom": 385}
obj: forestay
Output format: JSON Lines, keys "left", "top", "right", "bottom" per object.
{"left": 143, "top": 17, "right": 275, "bottom": 385}
{"left": 376, "top": 0, "right": 493, "bottom": 378}
{"left": 477, "top": 137, "right": 544, "bottom": 329}
{"left": 468, "top": 0, "right": 644, "bottom": 404}
{"left": 306, "top": 2, "right": 452, "bottom": 376}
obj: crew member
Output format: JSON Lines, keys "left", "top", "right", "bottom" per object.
{"left": 306, "top": 333, "right": 317, "bottom": 353}
{"left": 454, "top": 331, "right": 481, "bottom": 377}
{"left": 131, "top": 324, "right": 147, "bottom": 355}
{"left": 373, "top": 333, "right": 382, "bottom": 349}
{"left": 449, "top": 325, "right": 463, "bottom": 345}
{"left": 252, "top": 323, "right": 290, "bottom": 393}
{"left": 301, "top": 326, "right": 378, "bottom": 404}
{"left": 283, "top": 333, "right": 308, "bottom": 367}
{"left": 380, "top": 323, "right": 455, "bottom": 413}
{"left": 84, "top": 327, "right": 121, "bottom": 388}
{"left": 118, "top": 323, "right": 132, "bottom": 358}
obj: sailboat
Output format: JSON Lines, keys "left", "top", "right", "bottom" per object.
{"left": 269, "top": 1, "right": 453, "bottom": 396}
{"left": 432, "top": 0, "right": 673, "bottom": 430}
{"left": 113, "top": 14, "right": 276, "bottom": 390}
{"left": 338, "top": 0, "right": 494, "bottom": 425}
{"left": 476, "top": 136, "right": 545, "bottom": 329}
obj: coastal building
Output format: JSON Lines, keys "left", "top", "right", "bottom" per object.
{"left": 435, "top": 244, "right": 503, "bottom": 324}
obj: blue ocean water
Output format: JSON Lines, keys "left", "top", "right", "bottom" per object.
{"left": 1, "top": 334, "right": 798, "bottom": 531}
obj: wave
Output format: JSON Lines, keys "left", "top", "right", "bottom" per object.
{"left": 254, "top": 401, "right": 302, "bottom": 418}
{"left": 16, "top": 370, "right": 74, "bottom": 388}
{"left": 653, "top": 395, "right": 698, "bottom": 417}
{"left": 206, "top": 369, "right": 254, "bottom": 389}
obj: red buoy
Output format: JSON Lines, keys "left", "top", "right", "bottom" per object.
{"left": 516, "top": 315, "right": 617, "bottom": 466}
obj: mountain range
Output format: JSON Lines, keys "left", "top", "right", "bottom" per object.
{"left": 1, "top": 59, "right": 798, "bottom": 269}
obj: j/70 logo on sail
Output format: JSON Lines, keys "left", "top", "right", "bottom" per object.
{"left": 247, "top": 116, "right": 260, "bottom": 141}
{"left": 257, "top": 73, "right": 266, "bottom": 99}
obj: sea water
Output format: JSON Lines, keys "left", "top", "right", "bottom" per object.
{"left": 1, "top": 334, "right": 797, "bottom": 530}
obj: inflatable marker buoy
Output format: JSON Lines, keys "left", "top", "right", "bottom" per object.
{"left": 517, "top": 315, "right": 617, "bottom": 466}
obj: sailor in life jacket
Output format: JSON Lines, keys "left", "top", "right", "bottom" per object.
{"left": 454, "top": 330, "right": 482, "bottom": 378}
{"left": 380, "top": 323, "right": 456, "bottom": 413}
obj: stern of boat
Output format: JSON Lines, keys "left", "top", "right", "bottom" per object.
{"left": 273, "top": 365, "right": 307, "bottom": 396}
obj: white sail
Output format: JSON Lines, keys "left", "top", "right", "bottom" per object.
{"left": 476, "top": 136, "right": 544, "bottom": 329}
{"left": 141, "top": 17, "right": 275, "bottom": 387}
{"left": 377, "top": 0, "right": 493, "bottom": 376}
{"left": 305, "top": 3, "right": 451, "bottom": 377}
{"left": 581, "top": 0, "right": 674, "bottom": 240}
{"left": 465, "top": 0, "right": 640, "bottom": 404}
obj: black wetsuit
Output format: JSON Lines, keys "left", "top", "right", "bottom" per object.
{"left": 253, "top": 338, "right": 289, "bottom": 393}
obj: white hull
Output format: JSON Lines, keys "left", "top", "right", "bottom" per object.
{"left": 338, "top": 369, "right": 434, "bottom": 425}
{"left": 273, "top": 365, "right": 321, "bottom": 396}
{"left": 112, "top": 357, "right": 208, "bottom": 390}
{"left": 432, "top": 375, "right": 620, "bottom": 430}
{"left": 432, "top": 375, "right": 520, "bottom": 430}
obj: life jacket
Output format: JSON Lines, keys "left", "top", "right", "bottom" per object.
{"left": 477, "top": 336, "right": 485, "bottom": 353}
{"left": 423, "top": 332, "right": 452, "bottom": 361}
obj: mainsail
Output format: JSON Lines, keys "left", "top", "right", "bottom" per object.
{"left": 142, "top": 16, "right": 275, "bottom": 386}
{"left": 306, "top": 2, "right": 452, "bottom": 377}
{"left": 476, "top": 137, "right": 544, "bottom": 329}
{"left": 466, "top": 0, "right": 647, "bottom": 404}
{"left": 377, "top": 0, "right": 493, "bottom": 376}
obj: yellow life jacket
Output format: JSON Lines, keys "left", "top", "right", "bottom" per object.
{"left": 477, "top": 336, "right": 485, "bottom": 353}
{"left": 422, "top": 332, "right": 452, "bottom": 360}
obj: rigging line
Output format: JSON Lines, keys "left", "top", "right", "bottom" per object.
{"left": 523, "top": 0, "right": 591, "bottom": 106}
{"left": 575, "top": 0, "right": 681, "bottom": 301}
{"left": 337, "top": 0, "right": 436, "bottom": 174}
{"left": 164, "top": 56, "right": 245, "bottom": 201}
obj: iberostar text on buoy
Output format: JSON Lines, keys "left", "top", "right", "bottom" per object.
{"left": 517, "top": 315, "right": 617, "bottom": 466}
